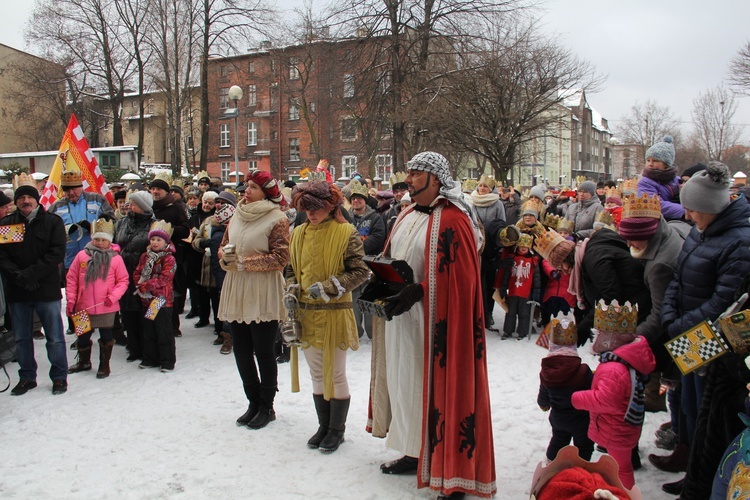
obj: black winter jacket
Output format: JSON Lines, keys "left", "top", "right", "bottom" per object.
{"left": 0, "top": 207, "right": 66, "bottom": 302}
{"left": 661, "top": 196, "right": 750, "bottom": 339}
{"left": 538, "top": 355, "right": 593, "bottom": 429}
{"left": 114, "top": 211, "right": 155, "bottom": 310}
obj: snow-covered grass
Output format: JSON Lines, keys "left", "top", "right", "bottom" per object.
{"left": 0, "top": 307, "right": 679, "bottom": 499}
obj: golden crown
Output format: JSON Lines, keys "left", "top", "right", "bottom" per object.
{"left": 91, "top": 218, "right": 115, "bottom": 237}
{"left": 462, "top": 178, "right": 478, "bottom": 192}
{"left": 149, "top": 219, "right": 173, "bottom": 237}
{"left": 521, "top": 199, "right": 543, "bottom": 216}
{"left": 516, "top": 233, "right": 533, "bottom": 248}
{"left": 556, "top": 218, "right": 574, "bottom": 233}
{"left": 153, "top": 171, "right": 173, "bottom": 186}
{"left": 543, "top": 213, "right": 562, "bottom": 229}
{"left": 389, "top": 171, "right": 407, "bottom": 185}
{"left": 61, "top": 170, "right": 83, "bottom": 188}
{"left": 620, "top": 178, "right": 638, "bottom": 196}
{"left": 316, "top": 159, "right": 329, "bottom": 170}
{"left": 533, "top": 228, "right": 566, "bottom": 261}
{"left": 195, "top": 170, "right": 210, "bottom": 183}
{"left": 478, "top": 174, "right": 496, "bottom": 189}
{"left": 621, "top": 192, "right": 661, "bottom": 219}
{"left": 498, "top": 225, "right": 520, "bottom": 247}
{"left": 593, "top": 300, "right": 638, "bottom": 336}
{"left": 13, "top": 173, "right": 37, "bottom": 189}
{"left": 549, "top": 315, "right": 578, "bottom": 346}
{"left": 595, "top": 210, "right": 615, "bottom": 227}
{"left": 348, "top": 179, "right": 369, "bottom": 199}
{"left": 308, "top": 170, "right": 328, "bottom": 182}
{"left": 604, "top": 187, "right": 621, "bottom": 201}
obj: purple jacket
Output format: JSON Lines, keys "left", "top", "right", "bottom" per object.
{"left": 637, "top": 176, "right": 684, "bottom": 220}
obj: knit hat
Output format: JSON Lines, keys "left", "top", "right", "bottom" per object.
{"left": 13, "top": 185, "right": 40, "bottom": 204}
{"left": 114, "top": 190, "right": 127, "bottom": 201}
{"left": 148, "top": 220, "right": 173, "bottom": 245}
{"left": 149, "top": 178, "right": 170, "bottom": 192}
{"left": 537, "top": 467, "right": 629, "bottom": 500}
{"left": 247, "top": 169, "right": 284, "bottom": 204}
{"left": 169, "top": 185, "right": 185, "bottom": 199}
{"left": 681, "top": 162, "right": 707, "bottom": 179}
{"left": 618, "top": 217, "right": 659, "bottom": 241}
{"left": 128, "top": 191, "right": 154, "bottom": 213}
{"left": 577, "top": 181, "right": 596, "bottom": 196}
{"left": 214, "top": 203, "right": 236, "bottom": 225}
{"left": 679, "top": 161, "right": 731, "bottom": 214}
{"left": 0, "top": 190, "right": 12, "bottom": 207}
{"left": 216, "top": 191, "right": 237, "bottom": 207}
{"left": 645, "top": 135, "right": 675, "bottom": 167}
{"left": 529, "top": 183, "right": 547, "bottom": 201}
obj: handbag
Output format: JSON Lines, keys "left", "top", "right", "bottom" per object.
{"left": 0, "top": 328, "right": 17, "bottom": 393}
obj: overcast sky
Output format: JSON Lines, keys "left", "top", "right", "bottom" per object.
{"left": 3, "top": 0, "right": 749, "bottom": 143}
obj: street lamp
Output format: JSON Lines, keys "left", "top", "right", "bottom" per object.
{"left": 226, "top": 85, "right": 243, "bottom": 187}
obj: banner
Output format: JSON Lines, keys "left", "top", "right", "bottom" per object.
{"left": 39, "top": 113, "right": 113, "bottom": 209}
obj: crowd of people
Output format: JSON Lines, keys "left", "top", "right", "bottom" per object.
{"left": 2, "top": 137, "right": 750, "bottom": 499}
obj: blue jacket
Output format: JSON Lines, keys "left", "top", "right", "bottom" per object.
{"left": 661, "top": 196, "right": 750, "bottom": 338}
{"left": 638, "top": 175, "right": 684, "bottom": 221}
{"left": 49, "top": 192, "right": 114, "bottom": 268}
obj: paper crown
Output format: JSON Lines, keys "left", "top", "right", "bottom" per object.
{"left": 521, "top": 199, "right": 542, "bottom": 217}
{"left": 389, "top": 171, "right": 407, "bottom": 186}
{"left": 462, "top": 178, "right": 478, "bottom": 192}
{"left": 621, "top": 192, "right": 661, "bottom": 219}
{"left": 595, "top": 210, "right": 615, "bottom": 227}
{"left": 516, "top": 233, "right": 533, "bottom": 248}
{"left": 619, "top": 178, "right": 638, "bottom": 196}
{"left": 593, "top": 300, "right": 638, "bottom": 336}
{"left": 61, "top": 170, "right": 83, "bottom": 188}
{"left": 556, "top": 218, "right": 574, "bottom": 233}
{"left": 534, "top": 228, "right": 566, "bottom": 261}
{"left": 604, "top": 187, "right": 621, "bottom": 201}
{"left": 348, "top": 179, "right": 369, "bottom": 199}
{"left": 13, "top": 173, "right": 37, "bottom": 189}
{"left": 316, "top": 159, "right": 329, "bottom": 171}
{"left": 308, "top": 170, "right": 328, "bottom": 182}
{"left": 149, "top": 219, "right": 173, "bottom": 237}
{"left": 549, "top": 315, "right": 577, "bottom": 346}
{"left": 153, "top": 171, "right": 173, "bottom": 186}
{"left": 91, "top": 218, "right": 114, "bottom": 237}
{"left": 543, "top": 213, "right": 562, "bottom": 229}
{"left": 195, "top": 170, "right": 210, "bottom": 183}
{"left": 498, "top": 225, "right": 520, "bottom": 247}
{"left": 478, "top": 174, "right": 496, "bottom": 189}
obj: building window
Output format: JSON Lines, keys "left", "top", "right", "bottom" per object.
{"left": 247, "top": 84, "right": 256, "bottom": 107}
{"left": 220, "top": 124, "right": 230, "bottom": 147}
{"left": 289, "top": 138, "right": 300, "bottom": 161}
{"left": 186, "top": 135, "right": 193, "bottom": 150}
{"left": 221, "top": 162, "right": 231, "bottom": 182}
{"left": 131, "top": 100, "right": 137, "bottom": 108}
{"left": 248, "top": 160, "right": 257, "bottom": 171}
{"left": 248, "top": 61, "right": 255, "bottom": 74}
{"left": 289, "top": 58, "right": 300, "bottom": 80}
{"left": 220, "top": 88, "right": 229, "bottom": 109}
{"left": 378, "top": 71, "right": 391, "bottom": 94}
{"left": 220, "top": 65, "right": 228, "bottom": 77}
{"left": 343, "top": 74, "right": 354, "bottom": 98}
{"left": 310, "top": 102, "right": 316, "bottom": 113}
{"left": 342, "top": 155, "right": 357, "bottom": 178}
{"left": 100, "top": 153, "right": 118, "bottom": 168}
{"left": 376, "top": 154, "right": 392, "bottom": 180}
{"left": 148, "top": 99, "right": 155, "bottom": 114}
{"left": 289, "top": 99, "right": 300, "bottom": 121}
{"left": 247, "top": 122, "right": 257, "bottom": 146}
{"left": 340, "top": 117, "right": 357, "bottom": 141}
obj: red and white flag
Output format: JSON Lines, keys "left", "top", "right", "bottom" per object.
{"left": 39, "top": 113, "right": 113, "bottom": 209}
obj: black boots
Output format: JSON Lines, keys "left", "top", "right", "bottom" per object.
{"left": 236, "top": 402, "right": 260, "bottom": 426}
{"left": 68, "top": 345, "right": 92, "bottom": 373}
{"left": 308, "top": 394, "right": 331, "bottom": 449}
{"left": 318, "top": 397, "right": 350, "bottom": 453}
{"left": 97, "top": 339, "right": 115, "bottom": 378}
{"left": 649, "top": 443, "right": 689, "bottom": 473}
{"left": 247, "top": 386, "right": 277, "bottom": 429}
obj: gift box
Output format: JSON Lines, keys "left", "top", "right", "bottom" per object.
{"left": 356, "top": 256, "right": 414, "bottom": 320}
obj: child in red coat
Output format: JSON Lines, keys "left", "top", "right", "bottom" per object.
{"left": 499, "top": 233, "right": 541, "bottom": 340}
{"left": 540, "top": 259, "right": 576, "bottom": 329}
{"left": 133, "top": 222, "right": 177, "bottom": 372}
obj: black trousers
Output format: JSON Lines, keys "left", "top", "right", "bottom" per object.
{"left": 230, "top": 320, "right": 278, "bottom": 401}
{"left": 142, "top": 306, "right": 176, "bottom": 369}
{"left": 122, "top": 307, "right": 145, "bottom": 358}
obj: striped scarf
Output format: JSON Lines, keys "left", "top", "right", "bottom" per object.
{"left": 599, "top": 351, "right": 647, "bottom": 426}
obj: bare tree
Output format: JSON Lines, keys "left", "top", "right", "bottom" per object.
{"left": 432, "top": 21, "right": 603, "bottom": 184}
{"left": 691, "top": 84, "right": 741, "bottom": 161}
{"left": 729, "top": 41, "right": 750, "bottom": 95}
{"left": 615, "top": 99, "right": 682, "bottom": 169}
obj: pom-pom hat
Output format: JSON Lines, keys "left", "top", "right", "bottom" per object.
{"left": 679, "top": 161, "right": 731, "bottom": 214}
{"left": 645, "top": 135, "right": 675, "bottom": 167}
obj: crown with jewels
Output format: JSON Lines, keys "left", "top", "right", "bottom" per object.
{"left": 153, "top": 171, "right": 173, "bottom": 186}
{"left": 593, "top": 300, "right": 638, "bottom": 336}
{"left": 549, "top": 314, "right": 577, "bottom": 346}
{"left": 348, "top": 179, "right": 369, "bottom": 199}
{"left": 604, "top": 187, "right": 621, "bottom": 202}
{"left": 91, "top": 218, "right": 115, "bottom": 237}
{"left": 543, "top": 213, "right": 562, "bottom": 229}
{"left": 516, "top": 233, "right": 533, "bottom": 249}
{"left": 620, "top": 178, "right": 638, "bottom": 197}
{"left": 13, "top": 173, "right": 37, "bottom": 189}
{"left": 595, "top": 210, "right": 615, "bottom": 228}
{"left": 389, "top": 171, "right": 407, "bottom": 186}
{"left": 462, "top": 178, "right": 478, "bottom": 193}
{"left": 61, "top": 170, "right": 83, "bottom": 188}
{"left": 621, "top": 192, "right": 661, "bottom": 219}
{"left": 556, "top": 218, "right": 574, "bottom": 233}
{"left": 478, "top": 174, "right": 496, "bottom": 189}
{"left": 533, "top": 228, "right": 565, "bottom": 261}
{"left": 149, "top": 219, "right": 173, "bottom": 237}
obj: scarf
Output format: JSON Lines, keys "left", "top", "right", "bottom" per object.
{"left": 641, "top": 165, "right": 679, "bottom": 184}
{"left": 236, "top": 198, "right": 278, "bottom": 224}
{"left": 470, "top": 191, "right": 500, "bottom": 208}
{"left": 568, "top": 238, "right": 587, "bottom": 307}
{"left": 599, "top": 351, "right": 647, "bottom": 426}
{"left": 135, "top": 245, "right": 172, "bottom": 298}
{"left": 84, "top": 242, "right": 116, "bottom": 286}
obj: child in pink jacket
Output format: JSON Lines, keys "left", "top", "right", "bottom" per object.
{"left": 66, "top": 219, "right": 129, "bottom": 378}
{"left": 571, "top": 300, "right": 656, "bottom": 490}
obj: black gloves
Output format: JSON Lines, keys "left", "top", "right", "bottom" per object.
{"left": 384, "top": 283, "right": 424, "bottom": 318}
{"left": 78, "top": 220, "right": 91, "bottom": 232}
{"left": 16, "top": 269, "right": 39, "bottom": 291}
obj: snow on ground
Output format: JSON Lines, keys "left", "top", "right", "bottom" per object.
{"left": 1, "top": 307, "right": 681, "bottom": 499}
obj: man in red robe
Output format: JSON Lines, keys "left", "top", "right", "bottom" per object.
{"left": 374, "top": 151, "right": 496, "bottom": 499}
